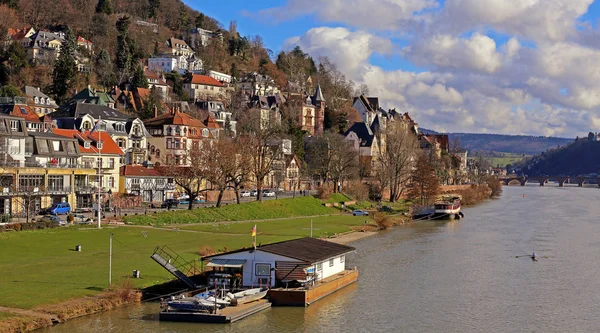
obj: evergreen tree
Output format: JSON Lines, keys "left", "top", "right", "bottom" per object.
{"left": 224, "top": 117, "right": 232, "bottom": 137}
{"left": 148, "top": 0, "right": 160, "bottom": 19}
{"left": 195, "top": 13, "right": 204, "bottom": 28}
{"left": 116, "top": 16, "right": 132, "bottom": 83}
{"left": 52, "top": 28, "right": 77, "bottom": 103}
{"left": 95, "top": 0, "right": 113, "bottom": 15}
{"left": 153, "top": 40, "right": 159, "bottom": 56}
{"left": 178, "top": 4, "right": 188, "bottom": 31}
{"left": 94, "top": 49, "right": 116, "bottom": 90}
{"left": 0, "top": 84, "right": 21, "bottom": 97}
{"left": 131, "top": 63, "right": 148, "bottom": 89}
{"left": 140, "top": 86, "right": 162, "bottom": 119}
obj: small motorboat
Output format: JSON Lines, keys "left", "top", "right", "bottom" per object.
{"left": 225, "top": 288, "right": 268, "bottom": 306}
{"left": 166, "top": 292, "right": 231, "bottom": 312}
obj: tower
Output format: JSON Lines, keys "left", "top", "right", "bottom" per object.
{"left": 312, "top": 84, "right": 325, "bottom": 136}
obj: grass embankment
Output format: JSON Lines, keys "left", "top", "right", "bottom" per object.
{"left": 323, "top": 193, "right": 350, "bottom": 203}
{"left": 124, "top": 196, "right": 335, "bottom": 225}
{"left": 0, "top": 214, "right": 369, "bottom": 310}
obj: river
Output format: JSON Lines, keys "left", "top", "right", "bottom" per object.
{"left": 43, "top": 185, "right": 600, "bottom": 332}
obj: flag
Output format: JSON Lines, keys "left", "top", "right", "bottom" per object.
{"left": 89, "top": 118, "right": 101, "bottom": 134}
{"left": 251, "top": 224, "right": 256, "bottom": 237}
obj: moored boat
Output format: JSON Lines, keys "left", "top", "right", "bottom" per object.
{"left": 226, "top": 288, "right": 268, "bottom": 306}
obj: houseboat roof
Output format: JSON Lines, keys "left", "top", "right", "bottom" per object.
{"left": 203, "top": 237, "right": 355, "bottom": 264}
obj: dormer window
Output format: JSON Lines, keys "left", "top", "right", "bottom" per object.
{"left": 83, "top": 141, "right": 90, "bottom": 149}
{"left": 40, "top": 98, "right": 45, "bottom": 104}
{"left": 97, "top": 141, "right": 103, "bottom": 149}
{"left": 34, "top": 97, "right": 38, "bottom": 103}
{"left": 202, "top": 128, "right": 209, "bottom": 138}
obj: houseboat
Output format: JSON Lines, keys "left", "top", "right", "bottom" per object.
{"left": 412, "top": 196, "right": 464, "bottom": 221}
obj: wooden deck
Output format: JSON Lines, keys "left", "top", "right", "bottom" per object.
{"left": 159, "top": 299, "right": 271, "bottom": 323}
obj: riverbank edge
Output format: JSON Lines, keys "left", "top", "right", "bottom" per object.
{"left": 4, "top": 184, "right": 496, "bottom": 332}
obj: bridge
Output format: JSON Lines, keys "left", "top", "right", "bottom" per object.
{"left": 499, "top": 176, "right": 600, "bottom": 187}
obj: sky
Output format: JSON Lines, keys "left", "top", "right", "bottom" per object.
{"left": 183, "top": 0, "right": 600, "bottom": 138}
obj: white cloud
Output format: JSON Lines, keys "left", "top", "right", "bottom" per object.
{"left": 272, "top": 0, "right": 600, "bottom": 137}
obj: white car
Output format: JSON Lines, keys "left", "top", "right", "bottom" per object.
{"left": 241, "top": 190, "right": 251, "bottom": 197}
{"left": 250, "top": 189, "right": 258, "bottom": 197}
{"left": 263, "top": 190, "right": 276, "bottom": 197}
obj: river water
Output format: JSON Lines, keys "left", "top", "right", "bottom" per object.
{"left": 43, "top": 185, "right": 600, "bottom": 332}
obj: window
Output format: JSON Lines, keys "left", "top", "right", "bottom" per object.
{"left": 175, "top": 126, "right": 181, "bottom": 136}
{"left": 202, "top": 129, "right": 209, "bottom": 137}
{"left": 97, "top": 141, "right": 103, "bottom": 149}
{"left": 329, "top": 258, "right": 334, "bottom": 267}
{"left": 316, "top": 263, "right": 322, "bottom": 271}
{"left": 96, "top": 158, "right": 102, "bottom": 168}
{"left": 65, "top": 141, "right": 77, "bottom": 155}
{"left": 151, "top": 145, "right": 155, "bottom": 154}
{"left": 109, "top": 158, "right": 115, "bottom": 169}
{"left": 10, "top": 120, "right": 19, "bottom": 131}
{"left": 84, "top": 141, "right": 90, "bottom": 149}
{"left": 108, "top": 176, "right": 114, "bottom": 188}
{"left": 155, "top": 149, "right": 160, "bottom": 158}
{"left": 131, "top": 178, "right": 140, "bottom": 185}
{"left": 82, "top": 122, "right": 91, "bottom": 130}
{"left": 117, "top": 138, "right": 126, "bottom": 148}
{"left": 48, "top": 175, "right": 64, "bottom": 191}
{"left": 255, "top": 263, "right": 271, "bottom": 276}
{"left": 37, "top": 139, "right": 49, "bottom": 154}
{"left": 19, "top": 175, "right": 44, "bottom": 189}
{"left": 166, "top": 138, "right": 172, "bottom": 149}
{"left": 166, "top": 127, "right": 172, "bottom": 136}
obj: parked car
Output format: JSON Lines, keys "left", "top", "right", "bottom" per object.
{"left": 352, "top": 210, "right": 369, "bottom": 216}
{"left": 263, "top": 190, "right": 276, "bottom": 197}
{"left": 40, "top": 215, "right": 67, "bottom": 226}
{"left": 179, "top": 196, "right": 206, "bottom": 204}
{"left": 250, "top": 189, "right": 258, "bottom": 197}
{"left": 379, "top": 206, "right": 394, "bottom": 213}
{"left": 45, "top": 203, "right": 71, "bottom": 215}
{"left": 240, "top": 190, "right": 251, "bottom": 197}
{"left": 161, "top": 199, "right": 179, "bottom": 209}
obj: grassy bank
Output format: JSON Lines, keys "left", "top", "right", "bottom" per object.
{"left": 124, "top": 196, "right": 335, "bottom": 225}
{"left": 0, "top": 214, "right": 369, "bottom": 310}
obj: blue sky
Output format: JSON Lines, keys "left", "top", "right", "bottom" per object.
{"left": 183, "top": 1, "right": 600, "bottom": 137}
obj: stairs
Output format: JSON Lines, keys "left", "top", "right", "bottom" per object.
{"left": 150, "top": 245, "right": 199, "bottom": 289}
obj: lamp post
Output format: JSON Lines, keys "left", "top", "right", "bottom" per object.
{"left": 107, "top": 189, "right": 112, "bottom": 214}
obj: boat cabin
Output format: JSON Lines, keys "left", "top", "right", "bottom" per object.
{"left": 202, "top": 238, "right": 355, "bottom": 288}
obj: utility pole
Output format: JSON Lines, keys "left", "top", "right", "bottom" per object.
{"left": 109, "top": 233, "right": 113, "bottom": 285}
{"left": 310, "top": 219, "right": 313, "bottom": 238}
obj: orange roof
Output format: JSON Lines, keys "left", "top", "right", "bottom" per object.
{"left": 1, "top": 104, "right": 41, "bottom": 123}
{"left": 77, "top": 36, "right": 93, "bottom": 44}
{"left": 51, "top": 129, "right": 124, "bottom": 155}
{"left": 120, "top": 165, "right": 165, "bottom": 177}
{"left": 204, "top": 115, "right": 220, "bottom": 129}
{"left": 190, "top": 75, "right": 224, "bottom": 87}
{"left": 144, "top": 108, "right": 207, "bottom": 128}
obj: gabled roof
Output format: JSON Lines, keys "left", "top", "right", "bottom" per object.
{"left": 70, "top": 87, "right": 115, "bottom": 106}
{"left": 51, "top": 129, "right": 124, "bottom": 155}
{"left": 204, "top": 237, "right": 355, "bottom": 264}
{"left": 168, "top": 37, "right": 190, "bottom": 49}
{"left": 352, "top": 95, "right": 378, "bottom": 113}
{"left": 344, "top": 122, "right": 374, "bottom": 147}
{"left": 51, "top": 102, "right": 131, "bottom": 121}
{"left": 144, "top": 108, "right": 206, "bottom": 128}
{"left": 120, "top": 165, "right": 165, "bottom": 177}
{"left": 189, "top": 74, "right": 224, "bottom": 87}
{"left": 204, "top": 115, "right": 220, "bottom": 129}
{"left": 1, "top": 104, "right": 42, "bottom": 123}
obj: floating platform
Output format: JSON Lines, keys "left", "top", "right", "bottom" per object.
{"left": 159, "top": 299, "right": 271, "bottom": 323}
{"left": 269, "top": 269, "right": 358, "bottom": 306}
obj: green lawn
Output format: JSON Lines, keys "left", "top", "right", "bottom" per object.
{"left": 180, "top": 215, "right": 370, "bottom": 239}
{"left": 124, "top": 196, "right": 335, "bottom": 225}
{"left": 0, "top": 214, "right": 368, "bottom": 310}
{"left": 324, "top": 193, "right": 351, "bottom": 203}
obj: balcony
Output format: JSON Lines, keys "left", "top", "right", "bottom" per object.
{"left": 75, "top": 186, "right": 97, "bottom": 194}
{"left": 46, "top": 186, "right": 72, "bottom": 194}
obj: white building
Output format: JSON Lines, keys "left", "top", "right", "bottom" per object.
{"left": 207, "top": 70, "right": 232, "bottom": 84}
{"left": 119, "top": 165, "right": 175, "bottom": 203}
{"left": 202, "top": 237, "right": 355, "bottom": 288}
{"left": 148, "top": 55, "right": 203, "bottom": 75}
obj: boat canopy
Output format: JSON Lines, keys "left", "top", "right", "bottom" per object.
{"left": 206, "top": 259, "right": 246, "bottom": 268}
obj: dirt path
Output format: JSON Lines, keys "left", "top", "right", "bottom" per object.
{"left": 324, "top": 231, "right": 378, "bottom": 245}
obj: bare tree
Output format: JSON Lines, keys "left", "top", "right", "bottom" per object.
{"left": 203, "top": 139, "right": 243, "bottom": 207}
{"left": 237, "top": 108, "right": 284, "bottom": 201}
{"left": 407, "top": 151, "right": 441, "bottom": 206}
{"left": 377, "top": 122, "right": 419, "bottom": 202}
{"left": 324, "top": 132, "right": 359, "bottom": 193}
{"left": 160, "top": 144, "right": 207, "bottom": 210}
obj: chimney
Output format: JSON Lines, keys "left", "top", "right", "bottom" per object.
{"left": 153, "top": 105, "right": 158, "bottom": 118}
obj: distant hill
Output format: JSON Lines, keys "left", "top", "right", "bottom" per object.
{"left": 420, "top": 129, "right": 572, "bottom": 155}
{"left": 521, "top": 138, "right": 600, "bottom": 176}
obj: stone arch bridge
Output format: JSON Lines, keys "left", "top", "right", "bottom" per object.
{"left": 499, "top": 176, "right": 600, "bottom": 187}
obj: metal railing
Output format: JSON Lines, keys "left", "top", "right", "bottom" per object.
{"left": 152, "top": 245, "right": 199, "bottom": 276}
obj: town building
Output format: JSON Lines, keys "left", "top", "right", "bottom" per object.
{"left": 70, "top": 86, "right": 116, "bottom": 109}
{"left": 144, "top": 107, "right": 214, "bottom": 166}
{"left": 202, "top": 237, "right": 355, "bottom": 288}
{"left": 21, "top": 86, "right": 59, "bottom": 116}
{"left": 49, "top": 102, "right": 150, "bottom": 165}
{"left": 167, "top": 37, "right": 194, "bottom": 57}
{"left": 0, "top": 97, "right": 49, "bottom": 132}
{"left": 184, "top": 74, "right": 226, "bottom": 102}
{"left": 238, "top": 73, "right": 279, "bottom": 97}
{"left": 119, "top": 165, "right": 176, "bottom": 203}
{"left": 145, "top": 70, "right": 170, "bottom": 100}
{"left": 207, "top": 70, "right": 232, "bottom": 84}
{"left": 196, "top": 100, "right": 236, "bottom": 135}
{"left": 187, "top": 28, "right": 223, "bottom": 47}
{"left": 148, "top": 54, "right": 203, "bottom": 74}
{"left": 344, "top": 122, "right": 382, "bottom": 176}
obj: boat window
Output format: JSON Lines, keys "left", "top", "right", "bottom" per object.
{"left": 329, "top": 258, "right": 334, "bottom": 267}
{"left": 255, "top": 263, "right": 271, "bottom": 276}
{"left": 316, "top": 263, "right": 322, "bottom": 271}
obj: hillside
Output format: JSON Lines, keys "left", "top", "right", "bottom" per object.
{"left": 420, "top": 129, "right": 572, "bottom": 155}
{"left": 520, "top": 138, "right": 600, "bottom": 176}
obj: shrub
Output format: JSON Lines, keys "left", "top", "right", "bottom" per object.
{"left": 373, "top": 212, "right": 392, "bottom": 230}
{"left": 67, "top": 214, "right": 75, "bottom": 223}
{"left": 345, "top": 180, "right": 369, "bottom": 201}
{"left": 316, "top": 185, "right": 333, "bottom": 200}
{"left": 198, "top": 245, "right": 216, "bottom": 257}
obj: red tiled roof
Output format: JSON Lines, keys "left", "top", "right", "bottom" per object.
{"left": 204, "top": 115, "right": 220, "bottom": 129}
{"left": 2, "top": 104, "right": 41, "bottom": 122}
{"left": 51, "top": 129, "right": 124, "bottom": 155}
{"left": 120, "top": 165, "right": 165, "bottom": 177}
{"left": 144, "top": 108, "right": 207, "bottom": 128}
{"left": 190, "top": 75, "right": 224, "bottom": 87}
{"left": 77, "top": 36, "right": 93, "bottom": 44}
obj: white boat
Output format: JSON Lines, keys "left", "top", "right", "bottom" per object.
{"left": 166, "top": 293, "right": 230, "bottom": 312}
{"left": 226, "top": 288, "right": 268, "bottom": 306}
